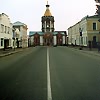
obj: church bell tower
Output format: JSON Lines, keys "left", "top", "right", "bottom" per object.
{"left": 41, "top": 1, "right": 55, "bottom": 33}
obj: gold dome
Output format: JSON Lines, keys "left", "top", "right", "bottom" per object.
{"left": 44, "top": 1, "right": 52, "bottom": 16}
{"left": 44, "top": 9, "right": 52, "bottom": 16}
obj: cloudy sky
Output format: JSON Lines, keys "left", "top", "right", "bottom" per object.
{"left": 0, "top": 0, "right": 96, "bottom": 33}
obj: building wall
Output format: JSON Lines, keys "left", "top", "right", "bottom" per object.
{"left": 68, "top": 15, "right": 100, "bottom": 47}
{"left": 68, "top": 27, "right": 72, "bottom": 45}
{"left": 29, "top": 31, "right": 66, "bottom": 46}
{"left": 87, "top": 18, "right": 100, "bottom": 42}
{"left": 21, "top": 26, "right": 28, "bottom": 48}
{"left": 68, "top": 22, "right": 80, "bottom": 45}
{"left": 13, "top": 24, "right": 28, "bottom": 48}
{"left": 80, "top": 18, "right": 87, "bottom": 46}
{"left": 0, "top": 13, "right": 13, "bottom": 49}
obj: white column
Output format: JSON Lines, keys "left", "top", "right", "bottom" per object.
{"left": 40, "top": 36, "right": 43, "bottom": 45}
{"left": 45, "top": 21, "right": 46, "bottom": 32}
{"left": 0, "top": 24, "right": 1, "bottom": 33}
{"left": 50, "top": 21, "right": 51, "bottom": 32}
{"left": 0, "top": 38, "right": 1, "bottom": 49}
{"left": 33, "top": 36, "right": 34, "bottom": 46}
{"left": 53, "top": 35, "right": 57, "bottom": 45}
{"left": 63, "top": 35, "right": 65, "bottom": 44}
{"left": 31, "top": 36, "right": 33, "bottom": 46}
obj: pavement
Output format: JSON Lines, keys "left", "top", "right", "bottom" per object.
{"left": 68, "top": 46, "right": 100, "bottom": 57}
{"left": 0, "top": 48, "right": 28, "bottom": 58}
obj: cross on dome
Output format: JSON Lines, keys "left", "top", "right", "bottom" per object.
{"left": 44, "top": 0, "right": 52, "bottom": 16}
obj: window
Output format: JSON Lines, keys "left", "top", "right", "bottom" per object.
{"left": 93, "top": 23, "right": 96, "bottom": 30}
{"left": 47, "top": 24, "right": 49, "bottom": 28}
{"left": 93, "top": 36, "right": 96, "bottom": 42}
{"left": 5, "top": 26, "right": 7, "bottom": 33}
{"left": 14, "top": 26, "right": 20, "bottom": 31}
{"left": 8, "top": 27, "right": 10, "bottom": 34}
{"left": 1, "top": 38, "right": 3, "bottom": 46}
{"left": 1, "top": 24, "right": 4, "bottom": 33}
{"left": 46, "top": 29, "right": 50, "bottom": 32}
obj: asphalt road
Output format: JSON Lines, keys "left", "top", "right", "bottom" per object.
{"left": 0, "top": 47, "right": 47, "bottom": 100}
{"left": 0, "top": 46, "right": 100, "bottom": 100}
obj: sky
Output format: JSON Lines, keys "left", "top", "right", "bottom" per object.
{"left": 0, "top": 0, "right": 97, "bottom": 33}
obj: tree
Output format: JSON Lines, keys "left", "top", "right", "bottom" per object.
{"left": 95, "top": 0, "right": 100, "bottom": 15}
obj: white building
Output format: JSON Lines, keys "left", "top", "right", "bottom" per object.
{"left": 0, "top": 13, "right": 13, "bottom": 50}
{"left": 13, "top": 21, "right": 28, "bottom": 48}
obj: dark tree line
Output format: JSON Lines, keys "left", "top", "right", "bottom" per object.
{"left": 95, "top": 0, "right": 100, "bottom": 15}
{"left": 95, "top": 0, "right": 100, "bottom": 3}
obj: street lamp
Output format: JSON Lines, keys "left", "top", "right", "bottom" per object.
{"left": 79, "top": 28, "right": 83, "bottom": 50}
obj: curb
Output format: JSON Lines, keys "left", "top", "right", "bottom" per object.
{"left": 0, "top": 50, "right": 23, "bottom": 58}
{"left": 68, "top": 47, "right": 100, "bottom": 57}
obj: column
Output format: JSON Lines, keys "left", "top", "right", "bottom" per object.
{"left": 53, "top": 35, "right": 57, "bottom": 45}
{"left": 40, "top": 36, "right": 43, "bottom": 46}
{"left": 50, "top": 21, "right": 51, "bottom": 32}
{"left": 45, "top": 21, "right": 46, "bottom": 32}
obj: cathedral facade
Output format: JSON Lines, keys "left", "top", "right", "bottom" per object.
{"left": 29, "top": 2, "right": 67, "bottom": 46}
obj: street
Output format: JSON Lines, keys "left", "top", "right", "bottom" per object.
{"left": 0, "top": 47, "right": 100, "bottom": 100}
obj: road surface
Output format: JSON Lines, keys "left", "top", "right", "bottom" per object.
{"left": 0, "top": 46, "right": 100, "bottom": 100}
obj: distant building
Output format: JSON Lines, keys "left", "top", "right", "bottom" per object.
{"left": 0, "top": 13, "right": 13, "bottom": 50}
{"left": 13, "top": 21, "right": 28, "bottom": 48}
{"left": 68, "top": 15, "right": 100, "bottom": 48}
{"left": 29, "top": 31, "right": 67, "bottom": 46}
{"left": 29, "top": 2, "right": 67, "bottom": 46}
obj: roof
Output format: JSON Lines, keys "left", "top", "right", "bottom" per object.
{"left": 53, "top": 31, "right": 66, "bottom": 35}
{"left": 81, "top": 15, "right": 100, "bottom": 21}
{"left": 87, "top": 15, "right": 100, "bottom": 18}
{"left": 53, "top": 32, "right": 58, "bottom": 35}
{"left": 44, "top": 9, "right": 52, "bottom": 16}
{"left": 29, "top": 31, "right": 44, "bottom": 36}
{"left": 29, "top": 31, "right": 66, "bottom": 36}
{"left": 13, "top": 21, "right": 26, "bottom": 26}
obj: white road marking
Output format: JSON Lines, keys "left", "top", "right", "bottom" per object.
{"left": 47, "top": 48, "right": 52, "bottom": 100}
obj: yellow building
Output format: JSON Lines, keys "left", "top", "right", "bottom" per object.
{"left": 68, "top": 15, "right": 100, "bottom": 47}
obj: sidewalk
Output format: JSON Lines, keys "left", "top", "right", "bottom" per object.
{"left": 0, "top": 46, "right": 100, "bottom": 58}
{"left": 68, "top": 46, "right": 100, "bottom": 57}
{"left": 0, "top": 48, "right": 23, "bottom": 58}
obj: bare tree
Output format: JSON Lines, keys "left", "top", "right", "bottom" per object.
{"left": 95, "top": 0, "right": 100, "bottom": 15}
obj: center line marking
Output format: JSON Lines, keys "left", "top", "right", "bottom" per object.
{"left": 47, "top": 48, "right": 52, "bottom": 100}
